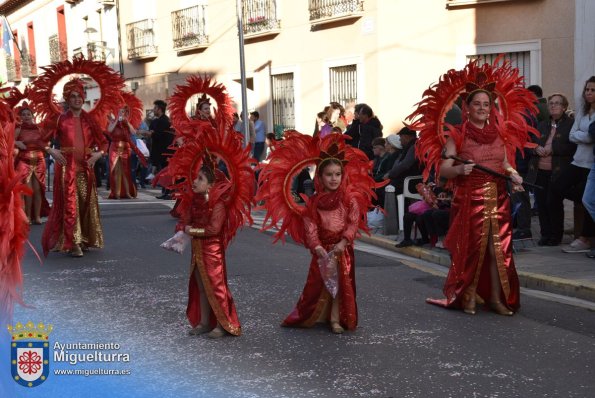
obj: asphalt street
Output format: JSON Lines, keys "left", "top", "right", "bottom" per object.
{"left": 13, "top": 200, "right": 595, "bottom": 398}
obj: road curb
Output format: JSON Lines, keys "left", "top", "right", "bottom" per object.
{"left": 358, "top": 234, "right": 595, "bottom": 303}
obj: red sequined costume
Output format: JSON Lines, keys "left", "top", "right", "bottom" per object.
{"left": 407, "top": 60, "right": 538, "bottom": 313}
{"left": 29, "top": 56, "right": 125, "bottom": 255}
{"left": 257, "top": 133, "right": 380, "bottom": 330}
{"left": 107, "top": 121, "right": 137, "bottom": 199}
{"left": 41, "top": 108, "right": 107, "bottom": 255}
{"left": 283, "top": 185, "right": 361, "bottom": 329}
{"left": 14, "top": 121, "right": 50, "bottom": 218}
{"left": 176, "top": 176, "right": 241, "bottom": 335}
{"left": 166, "top": 122, "right": 254, "bottom": 335}
{"left": 432, "top": 125, "right": 520, "bottom": 311}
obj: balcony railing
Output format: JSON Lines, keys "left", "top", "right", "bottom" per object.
{"left": 5, "top": 55, "right": 18, "bottom": 82}
{"left": 49, "top": 34, "right": 67, "bottom": 63}
{"left": 127, "top": 19, "right": 158, "bottom": 60}
{"left": 20, "top": 53, "right": 37, "bottom": 78}
{"left": 73, "top": 41, "right": 107, "bottom": 62}
{"left": 242, "top": 0, "right": 281, "bottom": 36}
{"left": 308, "top": 0, "right": 364, "bottom": 22}
{"left": 171, "top": 5, "right": 209, "bottom": 51}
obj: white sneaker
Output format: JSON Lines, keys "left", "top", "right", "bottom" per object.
{"left": 561, "top": 239, "right": 591, "bottom": 253}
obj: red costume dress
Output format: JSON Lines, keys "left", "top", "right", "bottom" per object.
{"left": 429, "top": 127, "right": 520, "bottom": 311}
{"left": 178, "top": 192, "right": 241, "bottom": 336}
{"left": 42, "top": 111, "right": 107, "bottom": 255}
{"left": 15, "top": 122, "right": 50, "bottom": 218}
{"left": 282, "top": 191, "right": 360, "bottom": 330}
{"left": 407, "top": 60, "right": 538, "bottom": 314}
{"left": 107, "top": 121, "right": 137, "bottom": 199}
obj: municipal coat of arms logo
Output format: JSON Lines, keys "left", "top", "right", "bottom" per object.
{"left": 7, "top": 321, "right": 53, "bottom": 388}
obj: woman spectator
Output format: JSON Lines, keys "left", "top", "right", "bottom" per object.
{"left": 526, "top": 94, "right": 576, "bottom": 246}
{"left": 550, "top": 77, "right": 595, "bottom": 253}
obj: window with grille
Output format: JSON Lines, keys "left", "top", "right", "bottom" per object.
{"left": 329, "top": 64, "right": 357, "bottom": 108}
{"left": 467, "top": 51, "right": 531, "bottom": 82}
{"left": 271, "top": 73, "right": 295, "bottom": 135}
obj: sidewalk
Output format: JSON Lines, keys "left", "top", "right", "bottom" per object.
{"left": 362, "top": 202, "right": 595, "bottom": 303}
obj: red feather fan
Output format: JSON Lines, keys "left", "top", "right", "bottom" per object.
{"left": 407, "top": 58, "right": 539, "bottom": 182}
{"left": 166, "top": 123, "right": 254, "bottom": 248}
{"left": 256, "top": 132, "right": 379, "bottom": 245}
{"left": 0, "top": 97, "right": 29, "bottom": 317}
{"left": 28, "top": 55, "right": 125, "bottom": 130}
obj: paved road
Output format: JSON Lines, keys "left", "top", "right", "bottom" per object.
{"left": 11, "top": 200, "right": 595, "bottom": 398}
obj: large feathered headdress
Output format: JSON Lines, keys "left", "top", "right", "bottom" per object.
{"left": 119, "top": 91, "right": 144, "bottom": 130}
{"left": 28, "top": 55, "right": 125, "bottom": 130}
{"left": 256, "top": 131, "right": 379, "bottom": 245}
{"left": 407, "top": 58, "right": 539, "bottom": 181}
{"left": 168, "top": 74, "right": 235, "bottom": 135}
{"left": 165, "top": 123, "right": 254, "bottom": 248}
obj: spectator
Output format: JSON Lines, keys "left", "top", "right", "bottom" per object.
{"left": 526, "top": 93, "right": 576, "bottom": 246}
{"left": 385, "top": 127, "right": 422, "bottom": 194}
{"left": 355, "top": 104, "right": 383, "bottom": 160}
{"left": 552, "top": 76, "right": 595, "bottom": 253}
{"left": 142, "top": 100, "right": 173, "bottom": 199}
{"left": 371, "top": 137, "right": 390, "bottom": 207}
{"left": 328, "top": 102, "right": 347, "bottom": 132}
{"left": 584, "top": 120, "right": 595, "bottom": 258}
{"left": 344, "top": 103, "right": 363, "bottom": 147}
{"left": 250, "top": 111, "right": 267, "bottom": 161}
{"left": 527, "top": 85, "right": 550, "bottom": 123}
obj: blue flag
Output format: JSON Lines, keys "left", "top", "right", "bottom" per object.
{"left": 1, "top": 16, "right": 13, "bottom": 55}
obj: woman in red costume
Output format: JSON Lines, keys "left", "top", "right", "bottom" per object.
{"left": 30, "top": 56, "right": 125, "bottom": 257}
{"left": 106, "top": 102, "right": 146, "bottom": 199}
{"left": 41, "top": 79, "right": 108, "bottom": 257}
{"left": 257, "top": 133, "right": 378, "bottom": 333}
{"left": 163, "top": 121, "right": 254, "bottom": 338}
{"left": 408, "top": 60, "right": 538, "bottom": 315}
{"left": 14, "top": 104, "right": 50, "bottom": 223}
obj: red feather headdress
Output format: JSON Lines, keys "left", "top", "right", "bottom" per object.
{"left": 407, "top": 58, "right": 539, "bottom": 181}
{"left": 119, "top": 91, "right": 144, "bottom": 129}
{"left": 256, "top": 131, "right": 379, "bottom": 244}
{"left": 166, "top": 123, "right": 254, "bottom": 248}
{"left": 0, "top": 96, "right": 28, "bottom": 317}
{"left": 28, "top": 55, "right": 125, "bottom": 130}
{"left": 168, "top": 74, "right": 235, "bottom": 135}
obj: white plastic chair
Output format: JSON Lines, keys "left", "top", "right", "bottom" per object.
{"left": 397, "top": 175, "right": 423, "bottom": 231}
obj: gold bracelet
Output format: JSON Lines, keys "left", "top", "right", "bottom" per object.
{"left": 188, "top": 227, "right": 205, "bottom": 237}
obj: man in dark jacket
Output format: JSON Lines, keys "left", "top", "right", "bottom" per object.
{"left": 143, "top": 100, "right": 173, "bottom": 199}
{"left": 353, "top": 104, "right": 382, "bottom": 160}
{"left": 386, "top": 127, "right": 422, "bottom": 194}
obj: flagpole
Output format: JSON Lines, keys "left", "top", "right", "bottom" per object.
{"left": 235, "top": 0, "right": 250, "bottom": 148}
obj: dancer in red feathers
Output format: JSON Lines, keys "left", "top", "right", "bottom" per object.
{"left": 106, "top": 92, "right": 147, "bottom": 199}
{"left": 408, "top": 59, "right": 539, "bottom": 315}
{"left": 0, "top": 92, "right": 28, "bottom": 320}
{"left": 257, "top": 133, "right": 379, "bottom": 333}
{"left": 30, "top": 56, "right": 125, "bottom": 257}
{"left": 162, "top": 122, "right": 253, "bottom": 338}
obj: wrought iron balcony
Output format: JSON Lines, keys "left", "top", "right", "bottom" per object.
{"left": 171, "top": 5, "right": 209, "bottom": 51}
{"left": 73, "top": 41, "right": 107, "bottom": 62}
{"left": 20, "top": 53, "right": 37, "bottom": 78}
{"left": 242, "top": 0, "right": 281, "bottom": 37}
{"left": 49, "top": 34, "right": 67, "bottom": 64}
{"left": 127, "top": 19, "right": 158, "bottom": 60}
{"left": 308, "top": 0, "right": 364, "bottom": 23}
{"left": 5, "top": 55, "right": 19, "bottom": 82}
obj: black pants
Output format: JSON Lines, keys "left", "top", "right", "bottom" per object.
{"left": 511, "top": 171, "right": 531, "bottom": 232}
{"left": 549, "top": 164, "right": 594, "bottom": 240}
{"left": 534, "top": 169, "right": 554, "bottom": 239}
{"left": 422, "top": 208, "right": 450, "bottom": 237}
{"left": 403, "top": 211, "right": 428, "bottom": 242}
